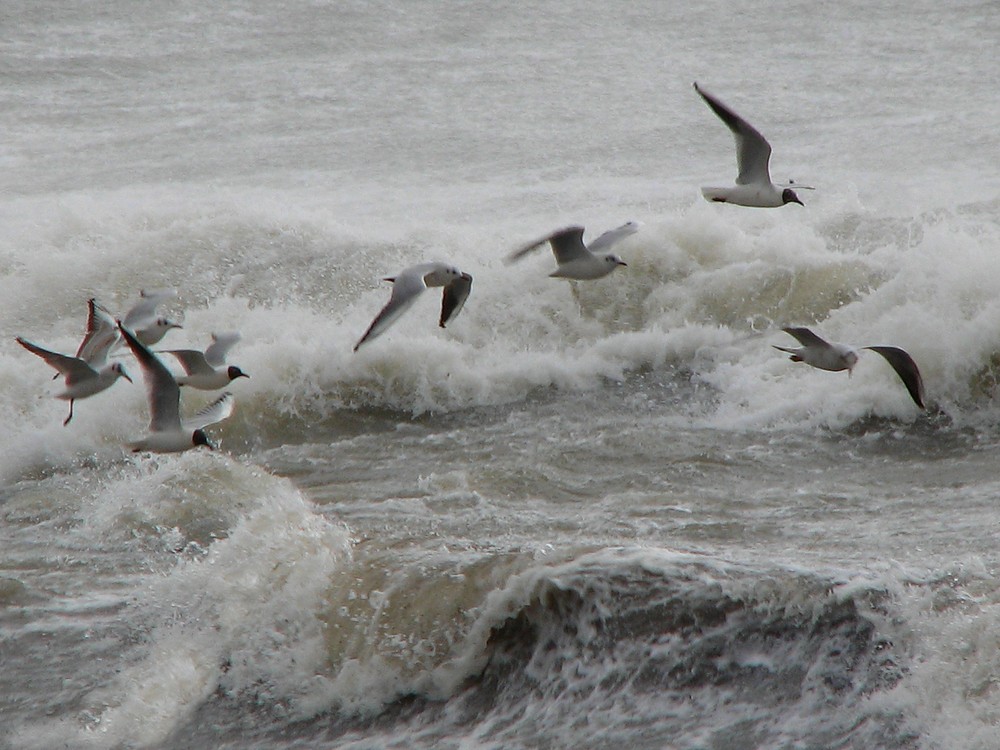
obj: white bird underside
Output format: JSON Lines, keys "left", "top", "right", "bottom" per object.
{"left": 163, "top": 332, "right": 247, "bottom": 390}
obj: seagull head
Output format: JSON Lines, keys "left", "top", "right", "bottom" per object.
{"left": 604, "top": 254, "right": 628, "bottom": 268}
{"left": 227, "top": 365, "right": 249, "bottom": 381}
{"left": 844, "top": 349, "right": 860, "bottom": 376}
{"left": 192, "top": 429, "right": 215, "bottom": 450}
{"left": 781, "top": 188, "right": 804, "bottom": 206}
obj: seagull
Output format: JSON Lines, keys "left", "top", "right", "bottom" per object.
{"left": 123, "top": 288, "right": 182, "bottom": 346}
{"left": 50, "top": 298, "right": 120, "bottom": 382}
{"left": 119, "top": 325, "right": 234, "bottom": 452}
{"left": 354, "top": 262, "right": 473, "bottom": 351}
{"left": 505, "top": 221, "right": 637, "bottom": 280}
{"left": 16, "top": 335, "right": 132, "bottom": 426}
{"left": 773, "top": 327, "right": 925, "bottom": 409}
{"left": 162, "top": 332, "right": 249, "bottom": 390}
{"left": 693, "top": 82, "right": 804, "bottom": 208}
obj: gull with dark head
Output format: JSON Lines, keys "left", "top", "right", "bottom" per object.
{"left": 505, "top": 221, "right": 638, "bottom": 280}
{"left": 123, "top": 288, "right": 183, "bottom": 346}
{"left": 120, "top": 325, "right": 234, "bottom": 452}
{"left": 162, "top": 332, "right": 249, "bottom": 390}
{"left": 694, "top": 82, "right": 804, "bottom": 208}
{"left": 354, "top": 262, "right": 473, "bottom": 351}
{"left": 16, "top": 333, "right": 132, "bottom": 426}
{"left": 773, "top": 326, "right": 925, "bottom": 409}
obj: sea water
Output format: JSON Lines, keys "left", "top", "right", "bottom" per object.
{"left": 2, "top": 1, "right": 1000, "bottom": 748}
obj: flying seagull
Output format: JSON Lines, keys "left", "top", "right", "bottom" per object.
{"left": 505, "top": 221, "right": 638, "bottom": 280}
{"left": 119, "top": 325, "right": 234, "bottom": 452}
{"left": 354, "top": 262, "right": 473, "bottom": 351}
{"left": 693, "top": 82, "right": 804, "bottom": 208}
{"left": 773, "top": 326, "right": 925, "bottom": 409}
{"left": 123, "top": 288, "right": 183, "bottom": 346}
{"left": 162, "top": 332, "right": 249, "bottom": 390}
{"left": 16, "top": 335, "right": 132, "bottom": 426}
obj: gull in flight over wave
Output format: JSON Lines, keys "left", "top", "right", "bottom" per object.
{"left": 505, "top": 221, "right": 638, "bottom": 280}
{"left": 162, "top": 332, "right": 249, "bottom": 390}
{"left": 354, "top": 262, "right": 473, "bottom": 351}
{"left": 123, "top": 288, "right": 183, "bottom": 346}
{"left": 693, "top": 82, "right": 804, "bottom": 208}
{"left": 16, "top": 332, "right": 132, "bottom": 426}
{"left": 773, "top": 327, "right": 925, "bottom": 409}
{"left": 120, "top": 325, "right": 234, "bottom": 452}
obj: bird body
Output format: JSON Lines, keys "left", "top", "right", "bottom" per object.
{"left": 694, "top": 82, "right": 803, "bottom": 208}
{"left": 354, "top": 262, "right": 473, "bottom": 351}
{"left": 163, "top": 332, "right": 248, "bottom": 390}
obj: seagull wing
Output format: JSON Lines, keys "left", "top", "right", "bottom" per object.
{"left": 439, "top": 272, "right": 473, "bottom": 328}
{"left": 76, "top": 299, "right": 120, "bottom": 365}
{"left": 694, "top": 82, "right": 773, "bottom": 186}
{"left": 506, "top": 226, "right": 587, "bottom": 265}
{"left": 183, "top": 391, "right": 235, "bottom": 431}
{"left": 163, "top": 349, "right": 214, "bottom": 376}
{"left": 586, "top": 221, "right": 640, "bottom": 254}
{"left": 781, "top": 326, "right": 833, "bottom": 350}
{"left": 17, "top": 337, "right": 97, "bottom": 384}
{"left": 120, "top": 325, "right": 182, "bottom": 432}
{"left": 123, "top": 288, "right": 177, "bottom": 328}
{"left": 353, "top": 269, "right": 427, "bottom": 351}
{"left": 863, "top": 346, "right": 926, "bottom": 409}
{"left": 203, "top": 332, "right": 241, "bottom": 368}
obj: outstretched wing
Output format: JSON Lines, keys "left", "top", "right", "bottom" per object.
{"left": 119, "top": 325, "right": 182, "bottom": 432}
{"left": 586, "top": 221, "right": 640, "bottom": 254}
{"left": 163, "top": 349, "right": 214, "bottom": 376}
{"left": 183, "top": 391, "right": 235, "bottom": 431}
{"left": 439, "top": 272, "right": 473, "bottom": 328}
{"left": 781, "top": 326, "right": 833, "bottom": 350}
{"left": 203, "top": 332, "right": 241, "bottom": 368}
{"left": 863, "top": 346, "right": 926, "bottom": 409}
{"left": 123, "top": 288, "right": 177, "bottom": 329}
{"left": 16, "top": 337, "right": 96, "bottom": 383}
{"left": 694, "top": 82, "right": 773, "bottom": 186}
{"left": 353, "top": 271, "right": 426, "bottom": 351}
{"left": 506, "top": 226, "right": 588, "bottom": 265}
{"left": 76, "top": 298, "right": 120, "bottom": 365}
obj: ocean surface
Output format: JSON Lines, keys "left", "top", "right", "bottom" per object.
{"left": 2, "top": 1, "right": 1000, "bottom": 748}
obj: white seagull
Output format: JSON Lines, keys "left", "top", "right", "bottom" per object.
{"left": 123, "top": 288, "right": 183, "bottom": 346}
{"left": 119, "top": 325, "right": 235, "bottom": 452}
{"left": 16, "top": 335, "right": 132, "bottom": 426}
{"left": 505, "top": 222, "right": 637, "bottom": 280}
{"left": 773, "top": 327, "right": 925, "bottom": 409}
{"left": 354, "top": 262, "right": 473, "bottom": 351}
{"left": 162, "top": 332, "right": 249, "bottom": 390}
{"left": 693, "top": 82, "right": 804, "bottom": 208}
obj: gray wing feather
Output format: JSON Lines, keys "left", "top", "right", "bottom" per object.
{"left": 17, "top": 337, "right": 97, "bottom": 383}
{"left": 164, "top": 349, "right": 214, "bottom": 376}
{"left": 120, "top": 325, "right": 182, "bottom": 432}
{"left": 203, "top": 332, "right": 241, "bottom": 368}
{"left": 781, "top": 326, "right": 832, "bottom": 350}
{"left": 863, "top": 346, "right": 926, "bottom": 409}
{"left": 440, "top": 272, "right": 473, "bottom": 328}
{"left": 586, "top": 221, "right": 640, "bottom": 254}
{"left": 694, "top": 82, "right": 773, "bottom": 186}
{"left": 353, "top": 273, "right": 426, "bottom": 351}
{"left": 183, "top": 391, "right": 235, "bottom": 431}
{"left": 506, "top": 226, "right": 587, "bottom": 265}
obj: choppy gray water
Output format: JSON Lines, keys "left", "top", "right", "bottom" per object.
{"left": 2, "top": 1, "right": 1000, "bottom": 748}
